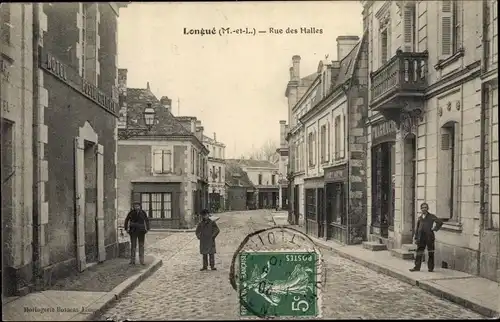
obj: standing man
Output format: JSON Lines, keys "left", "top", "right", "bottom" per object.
{"left": 124, "top": 202, "right": 150, "bottom": 265}
{"left": 410, "top": 202, "right": 443, "bottom": 272}
{"left": 196, "top": 209, "right": 220, "bottom": 271}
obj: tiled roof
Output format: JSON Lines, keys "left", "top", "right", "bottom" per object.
{"left": 300, "top": 72, "right": 318, "bottom": 87}
{"left": 226, "top": 159, "right": 278, "bottom": 169}
{"left": 121, "top": 88, "right": 192, "bottom": 137}
{"left": 225, "top": 161, "right": 254, "bottom": 187}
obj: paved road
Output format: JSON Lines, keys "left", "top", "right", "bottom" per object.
{"left": 99, "top": 210, "right": 484, "bottom": 320}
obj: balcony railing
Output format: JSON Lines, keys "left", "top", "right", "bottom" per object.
{"left": 370, "top": 50, "right": 428, "bottom": 108}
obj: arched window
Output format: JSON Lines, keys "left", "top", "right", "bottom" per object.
{"left": 438, "top": 121, "right": 459, "bottom": 220}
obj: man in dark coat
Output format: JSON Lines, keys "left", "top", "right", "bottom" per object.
{"left": 196, "top": 209, "right": 220, "bottom": 271}
{"left": 124, "top": 202, "right": 150, "bottom": 265}
{"left": 410, "top": 202, "right": 443, "bottom": 272}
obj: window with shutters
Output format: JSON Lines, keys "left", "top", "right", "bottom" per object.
{"left": 380, "top": 29, "right": 389, "bottom": 64}
{"left": 341, "top": 113, "right": 346, "bottom": 159}
{"left": 334, "top": 116, "right": 341, "bottom": 160}
{"left": 402, "top": 5, "right": 416, "bottom": 52}
{"left": 308, "top": 132, "right": 314, "bottom": 167}
{"left": 320, "top": 125, "right": 327, "bottom": 163}
{"left": 0, "top": 4, "right": 11, "bottom": 44}
{"left": 153, "top": 149, "right": 173, "bottom": 174}
{"left": 439, "top": 0, "right": 462, "bottom": 58}
{"left": 326, "top": 121, "right": 331, "bottom": 162}
{"left": 439, "top": 122, "right": 458, "bottom": 220}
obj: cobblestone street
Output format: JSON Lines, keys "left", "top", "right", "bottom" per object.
{"left": 99, "top": 210, "right": 485, "bottom": 321}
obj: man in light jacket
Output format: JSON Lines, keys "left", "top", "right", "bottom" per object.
{"left": 196, "top": 209, "right": 220, "bottom": 271}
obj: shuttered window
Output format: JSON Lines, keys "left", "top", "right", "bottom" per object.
{"left": 334, "top": 116, "right": 341, "bottom": 159}
{"left": 326, "top": 121, "right": 331, "bottom": 162}
{"left": 308, "top": 132, "right": 314, "bottom": 167}
{"left": 439, "top": 123, "right": 456, "bottom": 220}
{"left": 320, "top": 125, "right": 327, "bottom": 163}
{"left": 440, "top": 0, "right": 462, "bottom": 58}
{"left": 381, "top": 30, "right": 388, "bottom": 64}
{"left": 153, "top": 150, "right": 172, "bottom": 174}
{"left": 403, "top": 5, "right": 415, "bottom": 52}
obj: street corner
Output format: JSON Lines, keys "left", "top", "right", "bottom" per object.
{"left": 237, "top": 250, "right": 323, "bottom": 319}
{"left": 81, "top": 255, "right": 163, "bottom": 321}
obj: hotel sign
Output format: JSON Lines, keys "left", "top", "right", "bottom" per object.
{"left": 41, "top": 52, "right": 118, "bottom": 116}
{"left": 324, "top": 165, "right": 347, "bottom": 183}
{"left": 371, "top": 120, "right": 396, "bottom": 143}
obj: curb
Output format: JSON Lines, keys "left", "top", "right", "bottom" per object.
{"left": 69, "top": 256, "right": 163, "bottom": 321}
{"left": 150, "top": 217, "right": 220, "bottom": 233}
{"left": 309, "top": 238, "right": 499, "bottom": 318}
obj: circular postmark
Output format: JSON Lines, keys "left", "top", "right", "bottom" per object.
{"left": 229, "top": 226, "right": 325, "bottom": 319}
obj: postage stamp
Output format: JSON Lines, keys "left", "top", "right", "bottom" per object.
{"left": 238, "top": 250, "right": 322, "bottom": 318}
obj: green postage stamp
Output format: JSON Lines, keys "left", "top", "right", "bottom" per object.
{"left": 238, "top": 250, "right": 322, "bottom": 318}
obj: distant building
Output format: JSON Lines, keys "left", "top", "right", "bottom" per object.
{"left": 225, "top": 161, "right": 255, "bottom": 211}
{"left": 227, "top": 159, "right": 280, "bottom": 209}
{"left": 203, "top": 133, "right": 226, "bottom": 212}
{"left": 116, "top": 69, "right": 209, "bottom": 229}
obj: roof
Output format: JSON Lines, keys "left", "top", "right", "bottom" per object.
{"left": 226, "top": 159, "right": 278, "bottom": 169}
{"left": 335, "top": 39, "right": 362, "bottom": 87}
{"left": 225, "top": 161, "right": 254, "bottom": 187}
{"left": 300, "top": 72, "right": 318, "bottom": 87}
{"left": 120, "top": 88, "right": 192, "bottom": 137}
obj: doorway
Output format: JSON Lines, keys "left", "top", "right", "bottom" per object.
{"left": 294, "top": 185, "right": 300, "bottom": 224}
{"left": 403, "top": 135, "right": 417, "bottom": 240}
{"left": 317, "top": 188, "right": 325, "bottom": 238}
{"left": 83, "top": 141, "right": 98, "bottom": 264}
{"left": 1, "top": 120, "right": 14, "bottom": 297}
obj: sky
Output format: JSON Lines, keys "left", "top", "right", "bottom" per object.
{"left": 117, "top": 1, "right": 363, "bottom": 158}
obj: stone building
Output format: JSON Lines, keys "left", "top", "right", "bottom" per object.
{"left": 227, "top": 159, "right": 279, "bottom": 209}
{"left": 285, "top": 35, "right": 369, "bottom": 244}
{"left": 225, "top": 160, "right": 254, "bottom": 211}
{"left": 362, "top": 0, "right": 499, "bottom": 282}
{"left": 116, "top": 69, "right": 209, "bottom": 229}
{"left": 285, "top": 56, "right": 318, "bottom": 225}
{"left": 1, "top": 3, "right": 35, "bottom": 297}
{"left": 1, "top": 3, "right": 126, "bottom": 297}
{"left": 203, "top": 133, "right": 226, "bottom": 212}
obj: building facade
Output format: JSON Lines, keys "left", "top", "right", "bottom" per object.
{"left": 117, "top": 70, "right": 209, "bottom": 229}
{"left": 1, "top": 3, "right": 125, "bottom": 297}
{"left": 225, "top": 160, "right": 255, "bottom": 211}
{"left": 203, "top": 133, "right": 226, "bottom": 212}
{"left": 285, "top": 55, "right": 318, "bottom": 225}
{"left": 286, "top": 35, "right": 369, "bottom": 244}
{"left": 277, "top": 120, "right": 289, "bottom": 210}
{"left": 363, "top": 0, "right": 498, "bottom": 282}
{"left": 1, "top": 3, "right": 35, "bottom": 297}
{"left": 227, "top": 159, "right": 280, "bottom": 209}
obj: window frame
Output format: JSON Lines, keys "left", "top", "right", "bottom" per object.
{"left": 152, "top": 149, "right": 173, "bottom": 174}
{"left": 141, "top": 192, "right": 173, "bottom": 219}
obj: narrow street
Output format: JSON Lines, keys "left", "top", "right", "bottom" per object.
{"left": 99, "top": 210, "right": 484, "bottom": 320}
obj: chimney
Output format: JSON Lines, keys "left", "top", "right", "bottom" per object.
{"left": 330, "top": 61, "right": 341, "bottom": 83}
{"left": 190, "top": 119, "right": 196, "bottom": 133}
{"left": 279, "top": 120, "right": 286, "bottom": 147}
{"left": 160, "top": 96, "right": 172, "bottom": 113}
{"left": 289, "top": 67, "right": 294, "bottom": 81}
{"left": 292, "top": 55, "right": 301, "bottom": 81}
{"left": 336, "top": 36, "right": 359, "bottom": 61}
{"left": 118, "top": 69, "right": 127, "bottom": 93}
{"left": 213, "top": 132, "right": 217, "bottom": 142}
{"left": 146, "top": 81, "right": 150, "bottom": 91}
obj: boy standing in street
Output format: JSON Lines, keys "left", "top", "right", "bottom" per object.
{"left": 196, "top": 209, "right": 220, "bottom": 271}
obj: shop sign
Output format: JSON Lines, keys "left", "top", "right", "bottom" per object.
{"left": 371, "top": 120, "right": 397, "bottom": 142}
{"left": 41, "top": 52, "right": 118, "bottom": 116}
{"left": 324, "top": 166, "right": 347, "bottom": 182}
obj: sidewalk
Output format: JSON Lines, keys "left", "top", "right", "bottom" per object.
{"left": 2, "top": 255, "right": 162, "bottom": 321}
{"left": 272, "top": 216, "right": 499, "bottom": 318}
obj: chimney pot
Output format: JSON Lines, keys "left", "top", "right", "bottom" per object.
{"left": 213, "top": 132, "right": 217, "bottom": 142}
{"left": 292, "top": 55, "right": 301, "bottom": 81}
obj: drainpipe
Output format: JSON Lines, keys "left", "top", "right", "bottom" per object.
{"left": 341, "top": 82, "right": 351, "bottom": 244}
{"left": 478, "top": 0, "right": 488, "bottom": 278}
{"left": 32, "top": 3, "right": 42, "bottom": 290}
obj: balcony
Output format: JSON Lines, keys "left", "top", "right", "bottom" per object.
{"left": 370, "top": 50, "right": 428, "bottom": 123}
